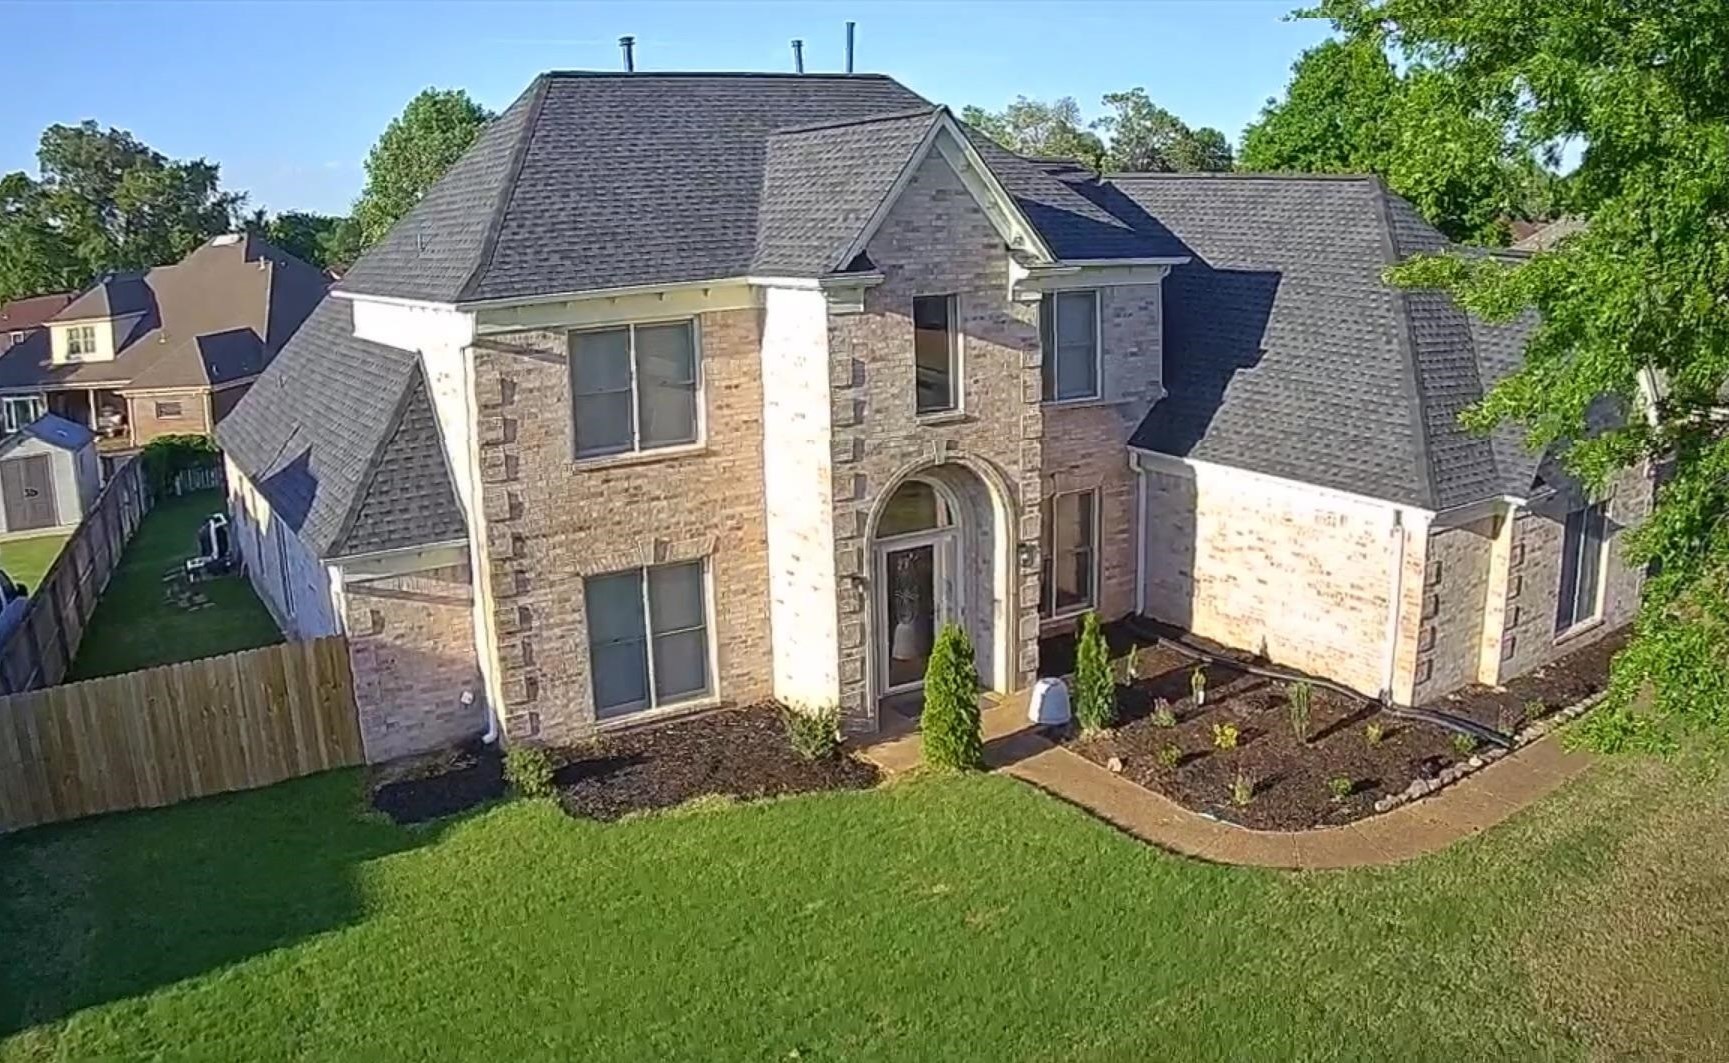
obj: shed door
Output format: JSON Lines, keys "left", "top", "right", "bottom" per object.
{"left": 2, "top": 454, "right": 58, "bottom": 531}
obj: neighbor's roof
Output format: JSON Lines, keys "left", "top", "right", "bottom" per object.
{"left": 1510, "top": 216, "right": 1586, "bottom": 252}
{"left": 0, "top": 293, "right": 76, "bottom": 339}
{"left": 337, "top": 71, "right": 1177, "bottom": 305}
{"left": 1116, "top": 173, "right": 1538, "bottom": 510}
{"left": 215, "top": 297, "right": 466, "bottom": 560}
{"left": 0, "top": 234, "right": 329, "bottom": 393}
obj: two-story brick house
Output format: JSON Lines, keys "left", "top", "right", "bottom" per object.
{"left": 217, "top": 71, "right": 1648, "bottom": 764}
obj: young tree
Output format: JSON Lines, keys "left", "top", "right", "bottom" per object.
{"left": 1072, "top": 611, "right": 1117, "bottom": 736}
{"left": 920, "top": 623, "right": 983, "bottom": 771}
{"left": 961, "top": 97, "right": 1107, "bottom": 169}
{"left": 1321, "top": 0, "right": 1729, "bottom": 758}
{"left": 1095, "top": 89, "right": 1233, "bottom": 173}
{"left": 353, "top": 88, "right": 493, "bottom": 247}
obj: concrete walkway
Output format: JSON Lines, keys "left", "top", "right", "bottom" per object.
{"left": 857, "top": 695, "right": 1594, "bottom": 870}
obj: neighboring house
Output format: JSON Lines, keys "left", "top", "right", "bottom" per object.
{"left": 0, "top": 292, "right": 76, "bottom": 359}
{"left": 216, "top": 71, "right": 1649, "bottom": 764}
{"left": 0, "top": 234, "right": 328, "bottom": 446}
{"left": 0, "top": 414, "right": 100, "bottom": 535}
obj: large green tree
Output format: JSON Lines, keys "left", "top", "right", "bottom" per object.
{"left": 1321, "top": 0, "right": 1729, "bottom": 758}
{"left": 1095, "top": 89, "right": 1233, "bottom": 172}
{"left": 0, "top": 122, "right": 240, "bottom": 301}
{"left": 1240, "top": 37, "right": 1552, "bottom": 243}
{"left": 353, "top": 89, "right": 492, "bottom": 247}
{"left": 245, "top": 209, "right": 363, "bottom": 272}
{"left": 960, "top": 97, "right": 1107, "bottom": 169}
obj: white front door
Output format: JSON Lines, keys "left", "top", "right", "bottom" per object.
{"left": 876, "top": 532, "right": 954, "bottom": 694}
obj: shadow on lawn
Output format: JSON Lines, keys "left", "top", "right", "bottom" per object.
{"left": 0, "top": 770, "right": 449, "bottom": 1037}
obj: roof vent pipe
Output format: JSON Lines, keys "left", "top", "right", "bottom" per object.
{"left": 845, "top": 21, "right": 855, "bottom": 73}
{"left": 619, "top": 35, "right": 636, "bottom": 72}
{"left": 791, "top": 39, "right": 804, "bottom": 74}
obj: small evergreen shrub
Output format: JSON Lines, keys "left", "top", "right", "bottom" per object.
{"left": 503, "top": 745, "right": 555, "bottom": 798}
{"left": 1151, "top": 699, "right": 1177, "bottom": 727}
{"left": 1523, "top": 699, "right": 1547, "bottom": 723}
{"left": 921, "top": 623, "right": 983, "bottom": 771}
{"left": 1364, "top": 721, "right": 1385, "bottom": 747}
{"left": 1327, "top": 775, "right": 1353, "bottom": 802}
{"left": 1212, "top": 722, "right": 1239, "bottom": 750}
{"left": 1073, "top": 612, "right": 1117, "bottom": 736}
{"left": 1451, "top": 732, "right": 1478, "bottom": 756}
{"left": 1190, "top": 666, "right": 1208, "bottom": 706}
{"left": 1230, "top": 769, "right": 1254, "bottom": 807}
{"left": 781, "top": 702, "right": 840, "bottom": 761}
{"left": 1156, "top": 743, "right": 1182, "bottom": 769}
{"left": 1286, "top": 681, "right": 1312, "bottom": 743}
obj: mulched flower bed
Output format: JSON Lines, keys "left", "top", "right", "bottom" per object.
{"left": 1059, "top": 626, "right": 1625, "bottom": 831}
{"left": 555, "top": 703, "right": 880, "bottom": 822}
{"left": 372, "top": 740, "right": 506, "bottom": 825}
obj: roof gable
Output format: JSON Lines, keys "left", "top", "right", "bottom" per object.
{"left": 331, "top": 368, "right": 466, "bottom": 557}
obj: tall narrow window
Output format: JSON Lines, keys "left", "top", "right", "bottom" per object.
{"left": 586, "top": 560, "right": 712, "bottom": 718}
{"left": 570, "top": 320, "right": 699, "bottom": 459}
{"left": 1040, "top": 488, "right": 1098, "bottom": 617}
{"left": 913, "top": 294, "right": 958, "bottom": 414}
{"left": 1556, "top": 501, "right": 1607, "bottom": 632}
{"left": 1039, "top": 289, "right": 1099, "bottom": 402}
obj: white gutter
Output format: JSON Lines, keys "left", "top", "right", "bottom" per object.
{"left": 1379, "top": 510, "right": 1407, "bottom": 702}
{"left": 1133, "top": 455, "right": 1149, "bottom": 616}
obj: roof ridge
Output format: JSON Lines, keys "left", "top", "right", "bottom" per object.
{"left": 771, "top": 104, "right": 940, "bottom": 136}
{"left": 1106, "top": 171, "right": 1378, "bottom": 183}
{"left": 1367, "top": 173, "right": 1441, "bottom": 510}
{"left": 457, "top": 75, "right": 553, "bottom": 304}
{"left": 542, "top": 70, "right": 899, "bottom": 81}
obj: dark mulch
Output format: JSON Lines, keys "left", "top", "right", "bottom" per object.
{"left": 371, "top": 740, "right": 506, "bottom": 825}
{"left": 555, "top": 703, "right": 881, "bottom": 822}
{"left": 1060, "top": 627, "right": 1624, "bottom": 831}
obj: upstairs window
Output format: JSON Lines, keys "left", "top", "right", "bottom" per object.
{"left": 570, "top": 320, "right": 700, "bottom": 459}
{"left": 66, "top": 325, "right": 97, "bottom": 359}
{"left": 1556, "top": 501, "right": 1608, "bottom": 633}
{"left": 913, "top": 294, "right": 959, "bottom": 414}
{"left": 1039, "top": 290, "right": 1100, "bottom": 402}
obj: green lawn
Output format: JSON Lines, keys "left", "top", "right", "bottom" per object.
{"left": 68, "top": 490, "right": 281, "bottom": 680}
{"left": 1, "top": 755, "right": 1724, "bottom": 1061}
{"left": 0, "top": 531, "right": 69, "bottom": 593}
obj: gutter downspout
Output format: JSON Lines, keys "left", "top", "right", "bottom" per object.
{"left": 1380, "top": 510, "right": 1407, "bottom": 702}
{"left": 1132, "top": 452, "right": 1148, "bottom": 616}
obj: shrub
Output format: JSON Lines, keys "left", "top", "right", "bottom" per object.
{"left": 1286, "top": 681, "right": 1312, "bottom": 743}
{"left": 1327, "top": 775, "right": 1353, "bottom": 802}
{"left": 1230, "top": 769, "right": 1254, "bottom": 807}
{"left": 1156, "top": 743, "right": 1182, "bottom": 769}
{"left": 1497, "top": 704, "right": 1519, "bottom": 734}
{"left": 1451, "top": 732, "right": 1478, "bottom": 756}
{"left": 1151, "top": 699, "right": 1177, "bottom": 727}
{"left": 140, "top": 433, "right": 219, "bottom": 499}
{"left": 1072, "top": 612, "right": 1117, "bottom": 736}
{"left": 1212, "top": 722, "right": 1239, "bottom": 750}
{"left": 503, "top": 745, "right": 555, "bottom": 798}
{"left": 781, "top": 702, "right": 840, "bottom": 761}
{"left": 1125, "top": 649, "right": 1143, "bottom": 682}
{"left": 1364, "top": 721, "right": 1385, "bottom": 747}
{"left": 1523, "top": 699, "right": 1547, "bottom": 723}
{"left": 921, "top": 623, "right": 983, "bottom": 771}
{"left": 1190, "top": 666, "right": 1208, "bottom": 706}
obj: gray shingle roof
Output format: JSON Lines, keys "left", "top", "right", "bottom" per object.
{"left": 1119, "top": 174, "right": 1538, "bottom": 510}
{"left": 215, "top": 296, "right": 466, "bottom": 560}
{"left": 337, "top": 72, "right": 1193, "bottom": 307}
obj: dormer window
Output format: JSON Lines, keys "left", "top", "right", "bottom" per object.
{"left": 66, "top": 325, "right": 97, "bottom": 359}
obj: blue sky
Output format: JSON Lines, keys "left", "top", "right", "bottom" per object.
{"left": 5, "top": 0, "right": 1333, "bottom": 217}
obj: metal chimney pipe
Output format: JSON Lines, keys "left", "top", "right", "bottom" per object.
{"left": 619, "top": 35, "right": 636, "bottom": 72}
{"left": 792, "top": 39, "right": 804, "bottom": 74}
{"left": 845, "top": 22, "right": 855, "bottom": 73}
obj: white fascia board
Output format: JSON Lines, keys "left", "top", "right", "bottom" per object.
{"left": 330, "top": 289, "right": 462, "bottom": 311}
{"left": 1128, "top": 446, "right": 1438, "bottom": 524}
{"left": 332, "top": 539, "right": 470, "bottom": 577}
{"left": 453, "top": 275, "right": 755, "bottom": 313}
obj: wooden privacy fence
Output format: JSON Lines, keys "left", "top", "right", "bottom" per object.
{"left": 0, "top": 636, "right": 362, "bottom": 833}
{"left": 0, "top": 455, "right": 151, "bottom": 694}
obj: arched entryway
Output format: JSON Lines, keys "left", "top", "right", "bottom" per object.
{"left": 867, "top": 462, "right": 1014, "bottom": 721}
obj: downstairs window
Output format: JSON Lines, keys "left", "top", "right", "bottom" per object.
{"left": 585, "top": 560, "right": 713, "bottom": 718}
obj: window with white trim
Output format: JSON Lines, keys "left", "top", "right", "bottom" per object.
{"left": 913, "top": 294, "right": 959, "bottom": 414}
{"left": 569, "top": 320, "right": 699, "bottom": 459}
{"left": 585, "top": 560, "right": 712, "bottom": 718}
{"left": 1556, "top": 501, "right": 1607, "bottom": 632}
{"left": 1039, "top": 289, "right": 1099, "bottom": 402}
{"left": 1040, "top": 488, "right": 1098, "bottom": 617}
{"left": 66, "top": 325, "right": 97, "bottom": 359}
{"left": 1, "top": 395, "right": 44, "bottom": 434}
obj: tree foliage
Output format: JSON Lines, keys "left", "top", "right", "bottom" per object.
{"left": 1072, "top": 611, "right": 1117, "bottom": 735}
{"left": 1327, "top": 0, "right": 1729, "bottom": 758}
{"left": 0, "top": 122, "right": 240, "bottom": 301}
{"left": 962, "top": 90, "right": 1230, "bottom": 173}
{"left": 1240, "top": 37, "right": 1555, "bottom": 243}
{"left": 960, "top": 97, "right": 1107, "bottom": 170}
{"left": 920, "top": 623, "right": 983, "bottom": 771}
{"left": 244, "top": 209, "right": 363, "bottom": 272}
{"left": 354, "top": 89, "right": 492, "bottom": 247}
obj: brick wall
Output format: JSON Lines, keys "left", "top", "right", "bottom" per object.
{"left": 1411, "top": 517, "right": 1495, "bottom": 700}
{"left": 127, "top": 389, "right": 209, "bottom": 443}
{"left": 341, "top": 562, "right": 484, "bottom": 762}
{"left": 471, "top": 308, "right": 772, "bottom": 744}
{"left": 824, "top": 150, "right": 1042, "bottom": 729}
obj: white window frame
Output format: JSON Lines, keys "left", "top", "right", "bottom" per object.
{"left": 7, "top": 331, "right": 22, "bottom": 345}
{"left": 1, "top": 395, "right": 44, "bottom": 434}
{"left": 275, "top": 523, "right": 296, "bottom": 621}
{"left": 66, "top": 325, "right": 97, "bottom": 359}
{"left": 1040, "top": 289, "right": 1102, "bottom": 403}
{"left": 912, "top": 293, "right": 962, "bottom": 417}
{"left": 1555, "top": 500, "right": 1609, "bottom": 635}
{"left": 567, "top": 317, "right": 704, "bottom": 462}
{"left": 585, "top": 559, "right": 719, "bottom": 722}
{"left": 1040, "top": 487, "right": 1100, "bottom": 620}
